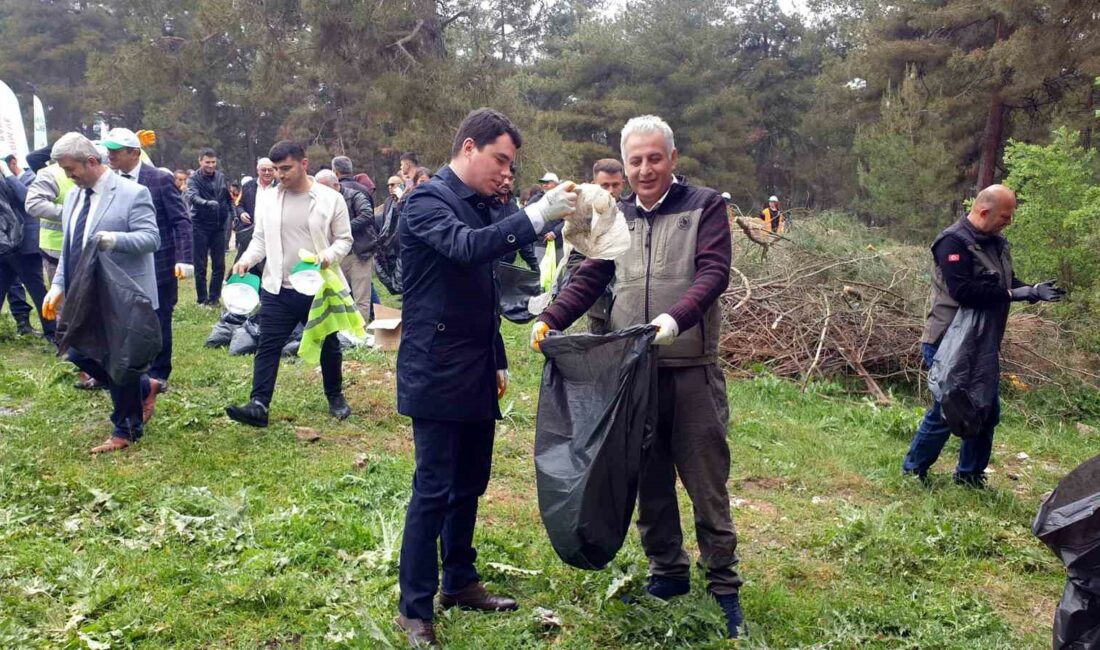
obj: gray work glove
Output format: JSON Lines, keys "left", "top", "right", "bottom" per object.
{"left": 1010, "top": 280, "right": 1066, "bottom": 304}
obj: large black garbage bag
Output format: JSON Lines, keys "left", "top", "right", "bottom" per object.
{"left": 928, "top": 307, "right": 1003, "bottom": 439}
{"left": 1034, "top": 454, "right": 1100, "bottom": 649}
{"left": 535, "top": 325, "right": 658, "bottom": 570}
{"left": 375, "top": 245, "right": 403, "bottom": 295}
{"left": 57, "top": 242, "right": 162, "bottom": 385}
{"left": 205, "top": 312, "right": 248, "bottom": 348}
{"left": 497, "top": 262, "right": 541, "bottom": 324}
{"left": 281, "top": 323, "right": 304, "bottom": 357}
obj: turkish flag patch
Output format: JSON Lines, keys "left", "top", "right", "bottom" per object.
{"left": 947, "top": 253, "right": 961, "bottom": 262}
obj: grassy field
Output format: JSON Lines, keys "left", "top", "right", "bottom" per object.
{"left": 0, "top": 278, "right": 1095, "bottom": 649}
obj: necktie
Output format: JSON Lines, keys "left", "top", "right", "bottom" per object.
{"left": 67, "top": 188, "right": 94, "bottom": 283}
{"left": 122, "top": 173, "right": 132, "bottom": 179}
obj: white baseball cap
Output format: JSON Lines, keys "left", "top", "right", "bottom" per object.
{"left": 721, "top": 191, "right": 732, "bottom": 200}
{"left": 538, "top": 172, "right": 560, "bottom": 183}
{"left": 768, "top": 195, "right": 779, "bottom": 202}
{"left": 103, "top": 128, "right": 142, "bottom": 150}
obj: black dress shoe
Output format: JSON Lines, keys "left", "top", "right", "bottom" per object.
{"left": 396, "top": 614, "right": 439, "bottom": 648}
{"left": 226, "top": 400, "right": 269, "bottom": 427}
{"left": 15, "top": 321, "right": 36, "bottom": 336}
{"left": 328, "top": 394, "right": 351, "bottom": 420}
{"left": 440, "top": 581, "right": 518, "bottom": 612}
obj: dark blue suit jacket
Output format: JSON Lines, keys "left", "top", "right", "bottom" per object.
{"left": 4, "top": 177, "right": 36, "bottom": 255}
{"left": 137, "top": 164, "right": 193, "bottom": 287}
{"left": 397, "top": 165, "right": 539, "bottom": 422}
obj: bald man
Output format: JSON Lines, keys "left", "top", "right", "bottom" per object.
{"left": 904, "top": 185, "right": 1064, "bottom": 487}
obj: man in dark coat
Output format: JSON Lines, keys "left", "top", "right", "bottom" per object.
{"left": 104, "top": 128, "right": 194, "bottom": 393}
{"left": 903, "top": 184, "right": 1064, "bottom": 487}
{"left": 184, "top": 147, "right": 234, "bottom": 305}
{"left": 0, "top": 173, "right": 54, "bottom": 340}
{"left": 393, "top": 108, "right": 576, "bottom": 648}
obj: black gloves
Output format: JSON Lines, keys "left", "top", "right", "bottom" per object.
{"left": 1010, "top": 280, "right": 1066, "bottom": 304}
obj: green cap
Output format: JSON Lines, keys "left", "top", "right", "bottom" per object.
{"left": 291, "top": 260, "right": 321, "bottom": 275}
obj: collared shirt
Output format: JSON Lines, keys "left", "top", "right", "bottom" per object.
{"left": 635, "top": 181, "right": 675, "bottom": 213}
{"left": 118, "top": 159, "right": 142, "bottom": 180}
{"left": 77, "top": 171, "right": 112, "bottom": 247}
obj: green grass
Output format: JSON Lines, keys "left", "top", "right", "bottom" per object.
{"left": 0, "top": 275, "right": 1095, "bottom": 648}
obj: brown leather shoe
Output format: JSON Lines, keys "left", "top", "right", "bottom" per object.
{"left": 395, "top": 614, "right": 439, "bottom": 648}
{"left": 439, "top": 581, "right": 518, "bottom": 612}
{"left": 142, "top": 379, "right": 161, "bottom": 423}
{"left": 91, "top": 437, "right": 131, "bottom": 455}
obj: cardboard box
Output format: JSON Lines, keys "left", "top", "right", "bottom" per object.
{"left": 367, "top": 303, "right": 402, "bottom": 351}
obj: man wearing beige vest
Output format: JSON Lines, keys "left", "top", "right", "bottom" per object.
{"left": 226, "top": 140, "right": 353, "bottom": 428}
{"left": 903, "top": 185, "right": 1064, "bottom": 487}
{"left": 531, "top": 115, "right": 744, "bottom": 638}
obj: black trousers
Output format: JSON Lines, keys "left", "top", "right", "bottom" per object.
{"left": 67, "top": 349, "right": 150, "bottom": 440}
{"left": 0, "top": 252, "right": 54, "bottom": 336}
{"left": 148, "top": 279, "right": 178, "bottom": 381}
{"left": 192, "top": 220, "right": 226, "bottom": 303}
{"left": 250, "top": 288, "right": 342, "bottom": 407}
{"left": 399, "top": 417, "right": 496, "bottom": 621}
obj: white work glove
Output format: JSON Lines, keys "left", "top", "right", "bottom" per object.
{"left": 174, "top": 263, "right": 195, "bottom": 279}
{"left": 526, "top": 181, "right": 577, "bottom": 222}
{"left": 497, "top": 369, "right": 509, "bottom": 399}
{"left": 239, "top": 212, "right": 252, "bottom": 225}
{"left": 650, "top": 313, "right": 679, "bottom": 346}
{"left": 96, "top": 232, "right": 119, "bottom": 251}
{"left": 43, "top": 286, "right": 64, "bottom": 321}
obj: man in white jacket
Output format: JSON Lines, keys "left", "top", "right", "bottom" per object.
{"left": 226, "top": 140, "right": 354, "bottom": 428}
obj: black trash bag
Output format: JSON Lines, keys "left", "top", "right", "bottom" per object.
{"left": 375, "top": 245, "right": 403, "bottom": 295}
{"left": 535, "top": 325, "right": 658, "bottom": 570}
{"left": 927, "top": 307, "right": 1003, "bottom": 439}
{"left": 228, "top": 325, "right": 258, "bottom": 356}
{"left": 497, "top": 262, "right": 541, "bottom": 324}
{"left": 205, "top": 312, "right": 248, "bottom": 348}
{"left": 57, "top": 242, "right": 162, "bottom": 385}
{"left": 244, "top": 316, "right": 263, "bottom": 339}
{"left": 1034, "top": 454, "right": 1100, "bottom": 649}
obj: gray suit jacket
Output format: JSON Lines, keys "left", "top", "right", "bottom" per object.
{"left": 53, "top": 172, "right": 161, "bottom": 309}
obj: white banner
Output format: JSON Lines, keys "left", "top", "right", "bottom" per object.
{"left": 32, "top": 95, "right": 46, "bottom": 150}
{"left": 0, "top": 80, "right": 29, "bottom": 165}
{"left": 95, "top": 118, "right": 109, "bottom": 140}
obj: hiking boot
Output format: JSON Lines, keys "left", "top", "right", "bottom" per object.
{"left": 226, "top": 400, "right": 269, "bottom": 427}
{"left": 644, "top": 575, "right": 690, "bottom": 600}
{"left": 395, "top": 614, "right": 439, "bottom": 648}
{"left": 328, "top": 394, "right": 351, "bottom": 420}
{"left": 714, "top": 592, "right": 745, "bottom": 639}
{"left": 953, "top": 471, "right": 988, "bottom": 489}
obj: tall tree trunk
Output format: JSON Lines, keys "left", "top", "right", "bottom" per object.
{"left": 976, "top": 93, "right": 1004, "bottom": 190}
{"left": 1083, "top": 87, "right": 1095, "bottom": 150}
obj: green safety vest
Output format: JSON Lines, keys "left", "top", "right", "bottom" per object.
{"left": 38, "top": 164, "right": 73, "bottom": 256}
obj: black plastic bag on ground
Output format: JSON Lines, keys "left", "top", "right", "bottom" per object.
{"left": 1034, "top": 453, "right": 1100, "bottom": 649}
{"left": 205, "top": 312, "right": 248, "bottom": 348}
{"left": 497, "top": 262, "right": 541, "bottom": 324}
{"left": 57, "top": 242, "right": 162, "bottom": 385}
{"left": 928, "top": 307, "right": 1003, "bottom": 439}
{"left": 535, "top": 325, "right": 658, "bottom": 570}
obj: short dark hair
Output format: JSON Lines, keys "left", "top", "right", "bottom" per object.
{"left": 269, "top": 140, "right": 306, "bottom": 163}
{"left": 198, "top": 147, "right": 217, "bottom": 160}
{"left": 229, "top": 181, "right": 240, "bottom": 189}
{"left": 450, "top": 108, "right": 522, "bottom": 158}
{"left": 592, "top": 158, "right": 624, "bottom": 177}
{"left": 2, "top": 154, "right": 15, "bottom": 164}
{"left": 400, "top": 151, "right": 419, "bottom": 165}
{"left": 174, "top": 169, "right": 187, "bottom": 176}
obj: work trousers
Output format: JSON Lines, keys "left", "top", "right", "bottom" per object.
{"left": 193, "top": 220, "right": 226, "bottom": 303}
{"left": 67, "top": 349, "right": 151, "bottom": 441}
{"left": 148, "top": 279, "right": 178, "bottom": 382}
{"left": 903, "top": 342, "right": 999, "bottom": 479}
{"left": 0, "top": 251, "right": 54, "bottom": 336}
{"left": 339, "top": 255, "right": 374, "bottom": 323}
{"left": 637, "top": 363, "right": 742, "bottom": 595}
{"left": 399, "top": 418, "right": 496, "bottom": 621}
{"left": 250, "top": 288, "right": 342, "bottom": 407}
